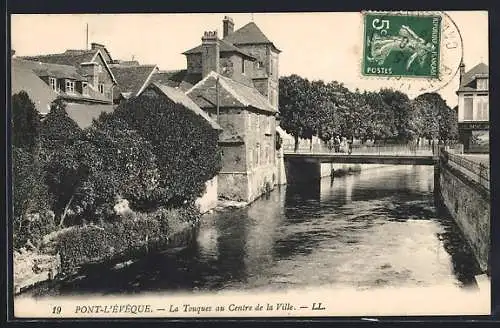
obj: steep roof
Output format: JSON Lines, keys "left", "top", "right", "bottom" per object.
{"left": 186, "top": 71, "right": 276, "bottom": 113}
{"left": 183, "top": 38, "right": 256, "bottom": 60}
{"left": 20, "top": 50, "right": 97, "bottom": 67}
{"left": 223, "top": 22, "right": 281, "bottom": 52}
{"left": 11, "top": 60, "right": 58, "bottom": 114}
{"left": 143, "top": 83, "right": 222, "bottom": 130}
{"left": 150, "top": 69, "right": 202, "bottom": 92}
{"left": 13, "top": 58, "right": 84, "bottom": 80}
{"left": 458, "top": 63, "right": 489, "bottom": 92}
{"left": 12, "top": 58, "right": 111, "bottom": 104}
{"left": 111, "top": 64, "right": 158, "bottom": 98}
{"left": 20, "top": 49, "right": 118, "bottom": 84}
{"left": 65, "top": 103, "right": 115, "bottom": 128}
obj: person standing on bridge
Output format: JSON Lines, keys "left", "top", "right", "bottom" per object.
{"left": 334, "top": 135, "right": 340, "bottom": 153}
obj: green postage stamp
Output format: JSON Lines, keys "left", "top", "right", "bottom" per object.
{"left": 362, "top": 12, "right": 442, "bottom": 78}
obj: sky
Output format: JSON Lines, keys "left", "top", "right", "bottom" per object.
{"left": 11, "top": 11, "right": 488, "bottom": 107}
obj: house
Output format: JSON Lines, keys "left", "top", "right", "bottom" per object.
{"left": 456, "top": 62, "right": 489, "bottom": 153}
{"left": 135, "top": 82, "right": 222, "bottom": 213}
{"left": 176, "top": 16, "right": 281, "bottom": 203}
{"left": 109, "top": 61, "right": 159, "bottom": 105}
{"left": 16, "top": 43, "right": 120, "bottom": 128}
{"left": 11, "top": 58, "right": 57, "bottom": 115}
{"left": 19, "top": 43, "right": 118, "bottom": 105}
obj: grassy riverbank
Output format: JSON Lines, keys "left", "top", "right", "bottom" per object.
{"left": 14, "top": 206, "right": 201, "bottom": 294}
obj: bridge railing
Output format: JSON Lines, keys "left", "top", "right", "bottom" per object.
{"left": 443, "top": 151, "right": 490, "bottom": 190}
{"left": 283, "top": 143, "right": 433, "bottom": 156}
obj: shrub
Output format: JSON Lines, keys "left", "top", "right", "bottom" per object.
{"left": 12, "top": 147, "right": 54, "bottom": 250}
{"left": 55, "top": 206, "right": 198, "bottom": 274}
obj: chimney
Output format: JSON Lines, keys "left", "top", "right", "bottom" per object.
{"left": 459, "top": 60, "right": 465, "bottom": 84}
{"left": 223, "top": 16, "right": 234, "bottom": 38}
{"left": 91, "top": 42, "right": 106, "bottom": 51}
{"left": 80, "top": 62, "right": 99, "bottom": 87}
{"left": 201, "top": 31, "right": 220, "bottom": 78}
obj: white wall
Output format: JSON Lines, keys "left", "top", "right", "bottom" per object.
{"left": 195, "top": 176, "right": 218, "bottom": 213}
{"left": 457, "top": 92, "right": 489, "bottom": 122}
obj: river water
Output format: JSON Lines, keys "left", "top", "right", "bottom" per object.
{"left": 28, "top": 164, "right": 482, "bottom": 297}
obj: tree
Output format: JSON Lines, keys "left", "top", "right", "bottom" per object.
{"left": 12, "top": 91, "right": 41, "bottom": 151}
{"left": 79, "top": 115, "right": 161, "bottom": 217}
{"left": 112, "top": 93, "right": 221, "bottom": 207}
{"left": 12, "top": 146, "right": 53, "bottom": 249}
{"left": 40, "top": 99, "right": 86, "bottom": 226}
{"left": 361, "top": 91, "right": 395, "bottom": 142}
{"left": 379, "top": 88, "right": 414, "bottom": 143}
{"left": 412, "top": 93, "right": 457, "bottom": 144}
{"left": 279, "top": 75, "right": 316, "bottom": 151}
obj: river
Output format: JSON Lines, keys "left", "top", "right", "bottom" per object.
{"left": 27, "top": 164, "right": 482, "bottom": 297}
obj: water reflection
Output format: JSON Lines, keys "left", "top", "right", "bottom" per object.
{"left": 26, "top": 165, "right": 481, "bottom": 297}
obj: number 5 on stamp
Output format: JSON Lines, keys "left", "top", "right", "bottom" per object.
{"left": 362, "top": 12, "right": 442, "bottom": 78}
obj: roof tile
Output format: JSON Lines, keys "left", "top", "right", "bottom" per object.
{"left": 223, "top": 22, "right": 280, "bottom": 52}
{"left": 111, "top": 65, "right": 157, "bottom": 98}
{"left": 186, "top": 71, "right": 276, "bottom": 113}
{"left": 183, "top": 39, "right": 256, "bottom": 60}
{"left": 141, "top": 83, "right": 222, "bottom": 130}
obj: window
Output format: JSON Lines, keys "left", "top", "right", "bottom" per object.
{"left": 65, "top": 80, "right": 75, "bottom": 93}
{"left": 270, "top": 58, "right": 274, "bottom": 76}
{"left": 98, "top": 64, "right": 103, "bottom": 73}
{"left": 256, "top": 143, "right": 260, "bottom": 166}
{"left": 256, "top": 61, "right": 264, "bottom": 69}
{"left": 477, "top": 78, "right": 488, "bottom": 90}
{"left": 463, "top": 96, "right": 473, "bottom": 120}
{"left": 477, "top": 95, "right": 489, "bottom": 121}
{"left": 49, "top": 77, "right": 57, "bottom": 91}
{"left": 241, "top": 59, "right": 245, "bottom": 74}
{"left": 99, "top": 83, "right": 104, "bottom": 94}
{"left": 82, "top": 82, "right": 89, "bottom": 96}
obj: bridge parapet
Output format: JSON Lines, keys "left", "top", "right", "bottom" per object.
{"left": 284, "top": 144, "right": 434, "bottom": 156}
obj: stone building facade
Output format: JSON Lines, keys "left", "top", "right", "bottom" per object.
{"left": 180, "top": 17, "right": 281, "bottom": 203}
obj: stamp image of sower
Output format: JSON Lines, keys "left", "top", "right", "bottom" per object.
{"left": 363, "top": 13, "right": 441, "bottom": 77}
{"left": 361, "top": 11, "right": 464, "bottom": 95}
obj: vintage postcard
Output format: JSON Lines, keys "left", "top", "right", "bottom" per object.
{"left": 9, "top": 11, "right": 490, "bottom": 319}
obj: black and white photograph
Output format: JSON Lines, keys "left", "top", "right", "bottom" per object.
{"left": 8, "top": 11, "right": 490, "bottom": 318}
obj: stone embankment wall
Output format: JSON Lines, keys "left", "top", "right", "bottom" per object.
{"left": 438, "top": 161, "right": 490, "bottom": 272}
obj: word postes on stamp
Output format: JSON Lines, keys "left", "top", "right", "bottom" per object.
{"left": 362, "top": 12, "right": 442, "bottom": 78}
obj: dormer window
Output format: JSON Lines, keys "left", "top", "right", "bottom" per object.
{"left": 49, "top": 77, "right": 57, "bottom": 91}
{"left": 65, "top": 79, "right": 75, "bottom": 93}
{"left": 477, "top": 78, "right": 488, "bottom": 90}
